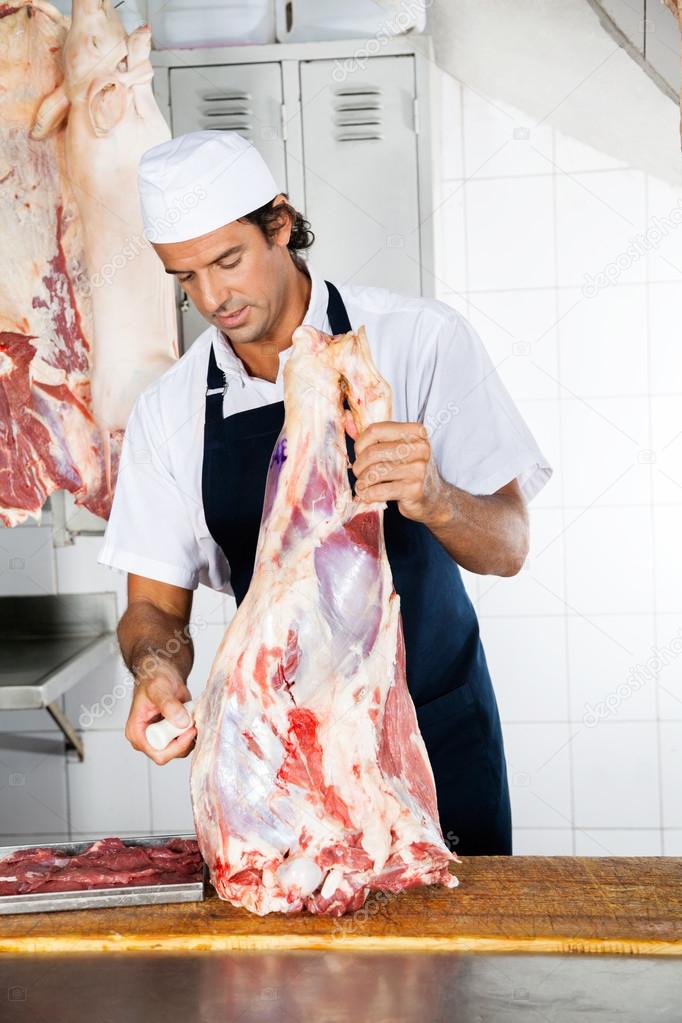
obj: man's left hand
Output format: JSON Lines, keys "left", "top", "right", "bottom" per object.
{"left": 351, "top": 421, "right": 445, "bottom": 524}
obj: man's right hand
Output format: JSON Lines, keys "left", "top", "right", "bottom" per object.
{"left": 125, "top": 661, "right": 197, "bottom": 766}
{"left": 118, "top": 575, "right": 196, "bottom": 766}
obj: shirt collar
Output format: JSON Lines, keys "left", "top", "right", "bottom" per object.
{"left": 212, "top": 262, "right": 329, "bottom": 381}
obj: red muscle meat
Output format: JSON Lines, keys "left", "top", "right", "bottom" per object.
{"left": 191, "top": 324, "right": 459, "bottom": 916}
{"left": 0, "top": 837, "right": 202, "bottom": 896}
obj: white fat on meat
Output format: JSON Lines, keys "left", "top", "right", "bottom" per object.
{"left": 191, "top": 324, "right": 460, "bottom": 916}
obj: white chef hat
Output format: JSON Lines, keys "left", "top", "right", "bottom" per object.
{"left": 138, "top": 130, "right": 279, "bottom": 244}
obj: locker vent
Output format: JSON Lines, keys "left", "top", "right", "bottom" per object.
{"left": 198, "top": 90, "right": 253, "bottom": 137}
{"left": 333, "top": 87, "right": 383, "bottom": 142}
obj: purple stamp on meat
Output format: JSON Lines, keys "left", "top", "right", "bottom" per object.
{"left": 271, "top": 437, "right": 288, "bottom": 467}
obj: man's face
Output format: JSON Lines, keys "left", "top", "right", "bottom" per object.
{"left": 154, "top": 198, "right": 292, "bottom": 345}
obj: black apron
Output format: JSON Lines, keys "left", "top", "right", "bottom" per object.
{"left": 201, "top": 281, "right": 512, "bottom": 855}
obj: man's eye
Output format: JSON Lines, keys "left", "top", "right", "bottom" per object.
{"left": 219, "top": 260, "right": 241, "bottom": 271}
{"left": 178, "top": 275, "right": 193, "bottom": 284}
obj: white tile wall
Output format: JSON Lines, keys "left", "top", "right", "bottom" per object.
{"left": 649, "top": 283, "right": 682, "bottom": 393}
{"left": 503, "top": 723, "right": 574, "bottom": 830}
{"left": 663, "top": 830, "right": 682, "bottom": 855}
{"left": 564, "top": 507, "right": 655, "bottom": 614}
{"left": 0, "top": 526, "right": 56, "bottom": 596}
{"left": 0, "top": 733, "right": 69, "bottom": 836}
{"left": 566, "top": 614, "right": 658, "bottom": 723}
{"left": 67, "top": 729, "right": 152, "bottom": 834}
{"left": 660, "top": 722, "right": 682, "bottom": 828}
{"left": 149, "top": 756, "right": 195, "bottom": 835}
{"left": 651, "top": 397, "right": 682, "bottom": 506}
{"left": 480, "top": 616, "right": 568, "bottom": 722}
{"left": 559, "top": 397, "right": 651, "bottom": 508}
{"left": 557, "top": 285, "right": 648, "bottom": 398}
{"left": 461, "top": 89, "right": 553, "bottom": 179}
{"left": 444, "top": 72, "right": 681, "bottom": 856}
{"left": 555, "top": 170, "right": 648, "bottom": 287}
{"left": 574, "top": 828, "right": 662, "bottom": 856}
{"left": 466, "top": 176, "right": 556, "bottom": 291}
{"left": 571, "top": 722, "right": 660, "bottom": 829}
{"left": 466, "top": 289, "right": 561, "bottom": 401}
{"left": 512, "top": 829, "right": 573, "bottom": 855}
{"left": 655, "top": 613, "right": 682, "bottom": 722}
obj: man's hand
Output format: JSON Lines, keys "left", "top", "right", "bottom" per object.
{"left": 351, "top": 420, "right": 529, "bottom": 577}
{"left": 351, "top": 421, "right": 446, "bottom": 525}
{"left": 118, "top": 577, "right": 196, "bottom": 765}
{"left": 124, "top": 660, "right": 197, "bottom": 766}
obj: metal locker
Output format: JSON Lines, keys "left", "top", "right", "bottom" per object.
{"left": 169, "top": 63, "right": 287, "bottom": 348}
{"left": 298, "top": 55, "right": 422, "bottom": 295}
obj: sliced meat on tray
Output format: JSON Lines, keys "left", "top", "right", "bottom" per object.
{"left": 0, "top": 837, "right": 202, "bottom": 896}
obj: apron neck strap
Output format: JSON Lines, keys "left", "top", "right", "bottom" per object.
{"left": 325, "top": 280, "right": 352, "bottom": 335}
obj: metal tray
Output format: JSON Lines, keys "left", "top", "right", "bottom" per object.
{"left": 0, "top": 834, "right": 205, "bottom": 916}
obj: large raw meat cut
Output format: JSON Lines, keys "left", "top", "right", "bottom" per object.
{"left": 0, "top": 1, "right": 117, "bottom": 525}
{"left": 191, "top": 324, "right": 459, "bottom": 916}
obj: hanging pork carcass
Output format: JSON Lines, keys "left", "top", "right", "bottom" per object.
{"left": 31, "top": 0, "right": 178, "bottom": 434}
{"left": 0, "top": 0, "right": 177, "bottom": 526}
{"left": 0, "top": 0, "right": 114, "bottom": 525}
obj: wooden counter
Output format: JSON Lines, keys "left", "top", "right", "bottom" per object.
{"left": 1, "top": 856, "right": 681, "bottom": 956}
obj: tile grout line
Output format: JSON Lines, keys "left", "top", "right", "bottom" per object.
{"left": 459, "top": 81, "right": 471, "bottom": 327}
{"left": 550, "top": 123, "right": 578, "bottom": 857}
{"left": 645, "top": 171, "right": 666, "bottom": 854}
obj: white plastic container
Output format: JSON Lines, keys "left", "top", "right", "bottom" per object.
{"left": 275, "top": 0, "right": 427, "bottom": 43}
{"left": 149, "top": 0, "right": 276, "bottom": 50}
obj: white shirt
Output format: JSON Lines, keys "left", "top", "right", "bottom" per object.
{"left": 98, "top": 265, "right": 552, "bottom": 594}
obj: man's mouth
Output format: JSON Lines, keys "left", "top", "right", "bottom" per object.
{"left": 217, "top": 306, "right": 249, "bottom": 327}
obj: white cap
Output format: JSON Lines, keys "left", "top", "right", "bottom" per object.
{"left": 138, "top": 130, "right": 279, "bottom": 244}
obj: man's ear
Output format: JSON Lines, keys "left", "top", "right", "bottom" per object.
{"left": 30, "top": 85, "right": 70, "bottom": 140}
{"left": 87, "top": 77, "right": 129, "bottom": 137}
{"left": 271, "top": 195, "right": 293, "bottom": 247}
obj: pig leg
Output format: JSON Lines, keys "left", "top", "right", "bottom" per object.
{"left": 125, "top": 23, "right": 152, "bottom": 68}
{"left": 30, "top": 84, "right": 69, "bottom": 140}
{"left": 123, "top": 25, "right": 162, "bottom": 122}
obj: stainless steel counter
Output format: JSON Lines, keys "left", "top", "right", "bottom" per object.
{"left": 0, "top": 951, "right": 678, "bottom": 1022}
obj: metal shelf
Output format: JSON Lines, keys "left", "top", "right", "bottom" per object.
{"left": 0, "top": 594, "right": 119, "bottom": 759}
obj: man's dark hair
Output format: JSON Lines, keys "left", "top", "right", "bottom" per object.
{"left": 240, "top": 194, "right": 314, "bottom": 265}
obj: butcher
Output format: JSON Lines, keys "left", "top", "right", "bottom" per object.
{"left": 99, "top": 130, "right": 552, "bottom": 856}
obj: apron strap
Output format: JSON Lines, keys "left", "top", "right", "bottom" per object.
{"left": 206, "top": 342, "right": 227, "bottom": 395}
{"left": 325, "top": 280, "right": 352, "bottom": 334}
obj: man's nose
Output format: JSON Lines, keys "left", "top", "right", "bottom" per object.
{"left": 195, "top": 274, "right": 228, "bottom": 314}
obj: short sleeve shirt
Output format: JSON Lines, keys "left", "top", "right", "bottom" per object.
{"left": 98, "top": 264, "right": 552, "bottom": 594}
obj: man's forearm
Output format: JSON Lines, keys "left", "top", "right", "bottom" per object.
{"left": 117, "top": 600, "right": 194, "bottom": 684}
{"left": 422, "top": 477, "right": 529, "bottom": 577}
